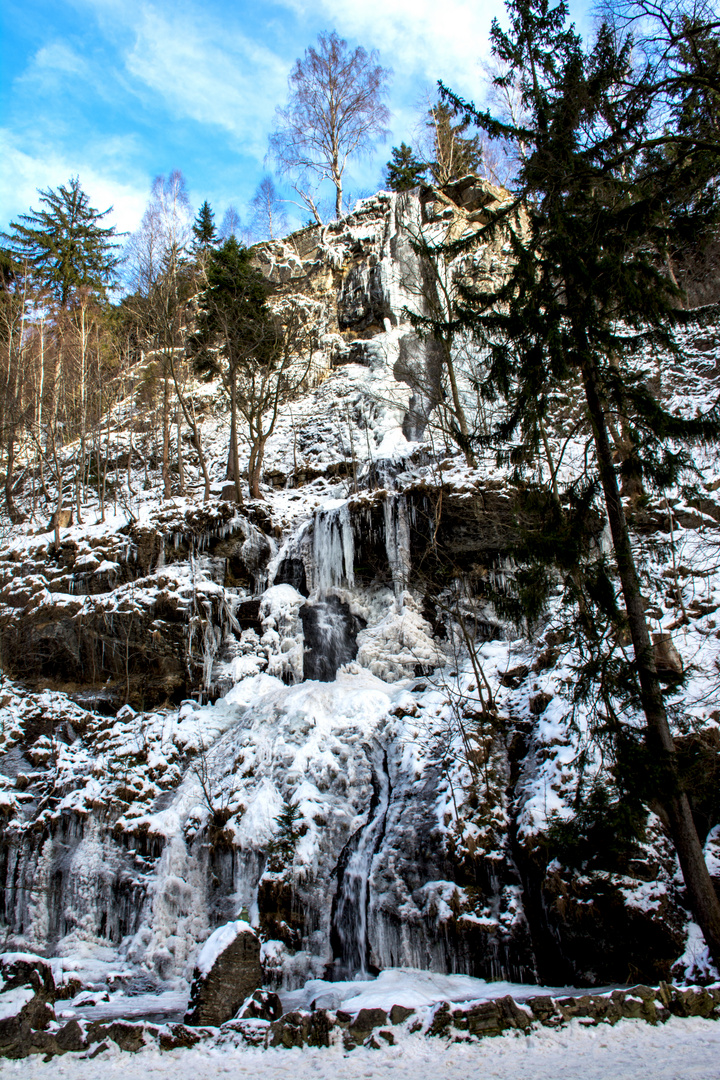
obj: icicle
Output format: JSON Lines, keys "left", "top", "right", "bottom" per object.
{"left": 331, "top": 744, "right": 391, "bottom": 977}
{"left": 384, "top": 494, "right": 411, "bottom": 609}
{"left": 313, "top": 503, "right": 354, "bottom": 595}
{"left": 201, "top": 600, "right": 221, "bottom": 696}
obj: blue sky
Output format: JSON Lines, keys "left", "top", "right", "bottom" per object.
{"left": 1, "top": 0, "right": 594, "bottom": 242}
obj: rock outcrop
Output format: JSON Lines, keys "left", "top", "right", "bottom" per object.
{"left": 0, "top": 178, "right": 717, "bottom": 1003}
{"left": 184, "top": 921, "right": 262, "bottom": 1026}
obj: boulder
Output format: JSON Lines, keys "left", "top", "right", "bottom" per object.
{"left": 236, "top": 988, "right": 283, "bottom": 1022}
{"left": 526, "top": 995, "right": 564, "bottom": 1026}
{"left": 184, "top": 921, "right": 262, "bottom": 1026}
{"left": 0, "top": 953, "right": 55, "bottom": 1001}
{"left": 427, "top": 1001, "right": 452, "bottom": 1036}
{"left": 555, "top": 993, "right": 623, "bottom": 1025}
{"left": 268, "top": 1009, "right": 309, "bottom": 1048}
{"left": 653, "top": 633, "right": 683, "bottom": 682}
{"left": 0, "top": 952, "right": 56, "bottom": 1055}
{"left": 54, "top": 1019, "right": 87, "bottom": 1053}
{"left": 48, "top": 509, "right": 73, "bottom": 531}
{"left": 221, "top": 1017, "right": 270, "bottom": 1046}
{"left": 268, "top": 1008, "right": 333, "bottom": 1049}
{"left": 159, "top": 1023, "right": 213, "bottom": 1051}
{"left": 347, "top": 1007, "right": 388, "bottom": 1044}
{"left": 667, "top": 985, "right": 720, "bottom": 1018}
{"left": 86, "top": 1020, "right": 159, "bottom": 1053}
{"left": 451, "top": 996, "right": 531, "bottom": 1037}
{"left": 389, "top": 1004, "right": 415, "bottom": 1025}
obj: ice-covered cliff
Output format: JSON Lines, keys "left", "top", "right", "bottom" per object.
{"left": 0, "top": 180, "right": 718, "bottom": 1002}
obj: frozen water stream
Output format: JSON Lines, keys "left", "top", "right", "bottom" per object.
{"left": 330, "top": 742, "right": 391, "bottom": 977}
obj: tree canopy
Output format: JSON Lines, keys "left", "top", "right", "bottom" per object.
{"left": 385, "top": 143, "right": 428, "bottom": 191}
{"left": 2, "top": 177, "right": 120, "bottom": 307}
{"left": 270, "top": 31, "right": 391, "bottom": 221}
{"left": 435, "top": 0, "right": 720, "bottom": 968}
{"left": 426, "top": 101, "right": 483, "bottom": 185}
{"left": 192, "top": 200, "right": 217, "bottom": 255}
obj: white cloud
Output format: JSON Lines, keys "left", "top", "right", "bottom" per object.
{"left": 116, "top": 5, "right": 290, "bottom": 156}
{"left": 277, "top": 0, "right": 500, "bottom": 100}
{"left": 33, "top": 41, "right": 88, "bottom": 77}
{"left": 0, "top": 130, "right": 149, "bottom": 235}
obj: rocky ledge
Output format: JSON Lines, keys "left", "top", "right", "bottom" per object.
{"left": 1, "top": 952, "right": 718, "bottom": 1060}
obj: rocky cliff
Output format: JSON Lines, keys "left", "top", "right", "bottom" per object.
{"left": 0, "top": 180, "right": 718, "bottom": 1001}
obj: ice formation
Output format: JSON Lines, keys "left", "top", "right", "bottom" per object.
{"left": 0, "top": 178, "right": 717, "bottom": 1010}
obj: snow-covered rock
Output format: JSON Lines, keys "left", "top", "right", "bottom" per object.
{"left": 185, "top": 921, "right": 261, "bottom": 1026}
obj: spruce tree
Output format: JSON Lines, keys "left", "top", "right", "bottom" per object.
{"left": 267, "top": 799, "right": 304, "bottom": 871}
{"left": 385, "top": 143, "right": 427, "bottom": 191}
{"left": 192, "top": 200, "right": 217, "bottom": 254}
{"left": 2, "top": 177, "right": 119, "bottom": 307}
{"left": 436, "top": 0, "right": 720, "bottom": 967}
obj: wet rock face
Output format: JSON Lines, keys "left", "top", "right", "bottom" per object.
{"left": 236, "top": 989, "right": 284, "bottom": 1022}
{"left": 395, "top": 333, "right": 444, "bottom": 442}
{"left": 274, "top": 557, "right": 308, "bottom": 597}
{"left": 533, "top": 865, "right": 686, "bottom": 986}
{"left": 338, "top": 262, "right": 390, "bottom": 333}
{"left": 185, "top": 924, "right": 263, "bottom": 1027}
{"left": 250, "top": 182, "right": 508, "bottom": 441}
{"left": 0, "top": 504, "right": 274, "bottom": 709}
{"left": 301, "top": 597, "right": 365, "bottom": 681}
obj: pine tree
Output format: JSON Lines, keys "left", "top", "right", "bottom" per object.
{"left": 192, "top": 200, "right": 217, "bottom": 255}
{"left": 2, "top": 177, "right": 120, "bottom": 307}
{"left": 385, "top": 143, "right": 427, "bottom": 191}
{"left": 437, "top": 0, "right": 720, "bottom": 967}
{"left": 189, "top": 236, "right": 273, "bottom": 502}
{"left": 427, "top": 102, "right": 483, "bottom": 185}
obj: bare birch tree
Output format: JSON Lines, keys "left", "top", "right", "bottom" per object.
{"left": 270, "top": 31, "right": 391, "bottom": 221}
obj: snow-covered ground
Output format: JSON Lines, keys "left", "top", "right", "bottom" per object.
{"left": 57, "top": 968, "right": 594, "bottom": 1024}
{"left": 2, "top": 1018, "right": 718, "bottom": 1080}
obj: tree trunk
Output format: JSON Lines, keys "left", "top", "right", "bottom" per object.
{"left": 580, "top": 353, "right": 720, "bottom": 968}
{"left": 75, "top": 468, "right": 83, "bottom": 525}
{"left": 169, "top": 356, "right": 211, "bottom": 502}
{"left": 334, "top": 161, "right": 343, "bottom": 219}
{"left": 37, "top": 315, "right": 50, "bottom": 504}
{"left": 51, "top": 439, "right": 64, "bottom": 551}
{"left": 162, "top": 368, "right": 172, "bottom": 499}
{"left": 127, "top": 426, "right": 136, "bottom": 497}
{"left": 229, "top": 369, "right": 243, "bottom": 505}
{"left": 4, "top": 425, "right": 20, "bottom": 524}
{"left": 248, "top": 436, "right": 267, "bottom": 500}
{"left": 444, "top": 340, "right": 474, "bottom": 466}
{"left": 176, "top": 401, "right": 185, "bottom": 495}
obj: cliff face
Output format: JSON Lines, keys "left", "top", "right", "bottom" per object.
{"left": 0, "top": 182, "right": 718, "bottom": 997}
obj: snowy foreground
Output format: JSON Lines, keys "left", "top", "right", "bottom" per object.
{"left": 1, "top": 1018, "right": 718, "bottom": 1080}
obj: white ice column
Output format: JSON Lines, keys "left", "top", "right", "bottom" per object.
{"left": 312, "top": 502, "right": 355, "bottom": 595}
{"left": 384, "top": 495, "right": 411, "bottom": 609}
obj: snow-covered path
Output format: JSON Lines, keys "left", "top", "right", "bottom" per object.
{"left": 2, "top": 1018, "right": 719, "bottom": 1080}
